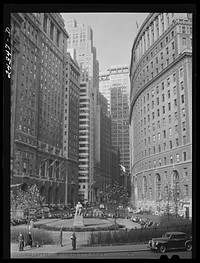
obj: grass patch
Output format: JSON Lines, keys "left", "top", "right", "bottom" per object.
{"left": 11, "top": 226, "right": 59, "bottom": 245}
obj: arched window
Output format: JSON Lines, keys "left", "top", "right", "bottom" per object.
{"left": 134, "top": 177, "right": 138, "bottom": 200}
{"left": 171, "top": 170, "right": 180, "bottom": 199}
{"left": 155, "top": 173, "right": 161, "bottom": 201}
{"left": 142, "top": 176, "right": 147, "bottom": 198}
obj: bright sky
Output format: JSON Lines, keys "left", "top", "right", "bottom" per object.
{"left": 61, "top": 13, "right": 149, "bottom": 72}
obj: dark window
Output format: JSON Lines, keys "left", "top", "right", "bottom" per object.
{"left": 43, "top": 15, "right": 47, "bottom": 33}
{"left": 50, "top": 21, "right": 54, "bottom": 40}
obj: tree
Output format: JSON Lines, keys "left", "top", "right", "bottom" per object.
{"left": 107, "top": 182, "right": 130, "bottom": 224}
{"left": 11, "top": 184, "right": 45, "bottom": 217}
{"left": 160, "top": 182, "right": 183, "bottom": 220}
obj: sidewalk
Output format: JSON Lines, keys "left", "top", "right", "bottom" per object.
{"left": 11, "top": 218, "right": 143, "bottom": 257}
{"left": 11, "top": 242, "right": 149, "bottom": 256}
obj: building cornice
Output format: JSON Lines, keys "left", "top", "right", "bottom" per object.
{"left": 132, "top": 159, "right": 192, "bottom": 178}
{"left": 131, "top": 142, "right": 192, "bottom": 171}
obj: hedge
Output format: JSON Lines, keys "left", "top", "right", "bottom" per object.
{"left": 33, "top": 223, "right": 124, "bottom": 232}
{"left": 11, "top": 226, "right": 59, "bottom": 245}
{"left": 88, "top": 223, "right": 192, "bottom": 245}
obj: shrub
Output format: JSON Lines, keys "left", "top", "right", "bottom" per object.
{"left": 88, "top": 223, "right": 192, "bottom": 245}
{"left": 11, "top": 227, "right": 58, "bottom": 245}
{"left": 159, "top": 215, "right": 192, "bottom": 227}
{"left": 34, "top": 223, "right": 124, "bottom": 232}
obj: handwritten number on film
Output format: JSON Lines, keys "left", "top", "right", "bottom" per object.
{"left": 5, "top": 27, "right": 11, "bottom": 79}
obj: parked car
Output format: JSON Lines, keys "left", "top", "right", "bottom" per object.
{"left": 148, "top": 231, "right": 192, "bottom": 253}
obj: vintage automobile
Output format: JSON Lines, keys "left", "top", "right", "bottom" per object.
{"left": 148, "top": 231, "right": 192, "bottom": 253}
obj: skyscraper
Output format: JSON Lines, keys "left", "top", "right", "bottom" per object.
{"left": 65, "top": 18, "right": 99, "bottom": 202}
{"left": 129, "top": 13, "right": 192, "bottom": 218}
{"left": 99, "top": 64, "right": 130, "bottom": 177}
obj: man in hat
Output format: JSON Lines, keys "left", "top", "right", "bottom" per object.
{"left": 18, "top": 233, "right": 24, "bottom": 251}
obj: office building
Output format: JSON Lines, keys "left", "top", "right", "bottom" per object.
{"left": 99, "top": 71, "right": 111, "bottom": 112}
{"left": 99, "top": 64, "right": 130, "bottom": 176}
{"left": 10, "top": 12, "right": 71, "bottom": 206}
{"left": 63, "top": 50, "right": 80, "bottom": 206}
{"left": 93, "top": 92, "right": 112, "bottom": 202}
{"left": 65, "top": 18, "right": 100, "bottom": 203}
{"left": 129, "top": 13, "right": 192, "bottom": 218}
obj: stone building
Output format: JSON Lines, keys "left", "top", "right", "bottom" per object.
{"left": 129, "top": 13, "right": 192, "bottom": 218}
{"left": 10, "top": 13, "right": 71, "bottom": 206}
{"left": 63, "top": 50, "right": 80, "bottom": 206}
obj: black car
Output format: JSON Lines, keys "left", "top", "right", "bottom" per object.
{"left": 148, "top": 231, "right": 192, "bottom": 253}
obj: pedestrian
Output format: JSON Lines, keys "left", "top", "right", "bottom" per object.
{"left": 71, "top": 232, "right": 76, "bottom": 250}
{"left": 27, "top": 232, "right": 32, "bottom": 247}
{"left": 18, "top": 233, "right": 24, "bottom": 251}
{"left": 60, "top": 228, "right": 63, "bottom": 247}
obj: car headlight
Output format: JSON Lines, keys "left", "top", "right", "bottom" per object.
{"left": 154, "top": 242, "right": 158, "bottom": 246}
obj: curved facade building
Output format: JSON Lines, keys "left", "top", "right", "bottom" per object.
{"left": 129, "top": 13, "right": 192, "bottom": 218}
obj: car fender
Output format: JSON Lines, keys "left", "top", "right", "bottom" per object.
{"left": 156, "top": 240, "right": 169, "bottom": 249}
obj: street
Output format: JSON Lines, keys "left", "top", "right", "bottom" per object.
{"left": 12, "top": 249, "right": 192, "bottom": 259}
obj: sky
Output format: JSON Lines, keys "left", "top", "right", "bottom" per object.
{"left": 61, "top": 13, "right": 149, "bottom": 72}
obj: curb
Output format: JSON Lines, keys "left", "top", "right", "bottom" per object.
{"left": 56, "top": 249, "right": 150, "bottom": 256}
{"left": 11, "top": 248, "right": 150, "bottom": 256}
{"left": 86, "top": 242, "right": 148, "bottom": 247}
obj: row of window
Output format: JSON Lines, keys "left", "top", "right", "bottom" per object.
{"left": 23, "top": 16, "right": 38, "bottom": 44}
{"left": 43, "top": 15, "right": 62, "bottom": 48}
{"left": 135, "top": 39, "right": 176, "bottom": 85}
{"left": 134, "top": 67, "right": 183, "bottom": 106}
{"left": 137, "top": 168, "right": 190, "bottom": 198}
{"left": 133, "top": 14, "right": 191, "bottom": 66}
{"left": 136, "top": 133, "right": 187, "bottom": 159}
{"left": 135, "top": 150, "right": 188, "bottom": 174}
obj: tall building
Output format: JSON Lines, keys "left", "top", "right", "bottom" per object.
{"left": 99, "top": 71, "right": 111, "bottom": 112}
{"left": 65, "top": 18, "right": 101, "bottom": 203}
{"left": 63, "top": 51, "right": 80, "bottom": 206}
{"left": 78, "top": 81, "right": 94, "bottom": 202}
{"left": 94, "top": 92, "right": 112, "bottom": 202}
{"left": 129, "top": 13, "right": 192, "bottom": 218}
{"left": 99, "top": 64, "right": 130, "bottom": 176}
{"left": 10, "top": 12, "right": 72, "bottom": 206}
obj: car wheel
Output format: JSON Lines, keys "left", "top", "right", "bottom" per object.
{"left": 185, "top": 242, "right": 192, "bottom": 251}
{"left": 159, "top": 245, "right": 167, "bottom": 253}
